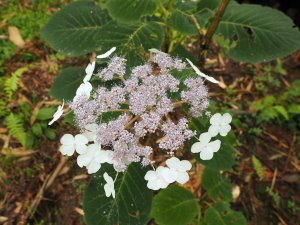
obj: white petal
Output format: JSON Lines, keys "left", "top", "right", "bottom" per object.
{"left": 104, "top": 183, "right": 112, "bottom": 197}
{"left": 104, "top": 172, "right": 114, "bottom": 184}
{"left": 208, "top": 140, "right": 221, "bottom": 153}
{"left": 176, "top": 172, "right": 189, "bottom": 184}
{"left": 60, "top": 134, "right": 74, "bottom": 145}
{"left": 48, "top": 108, "right": 63, "bottom": 125}
{"left": 97, "top": 47, "right": 116, "bottom": 58}
{"left": 199, "top": 132, "right": 211, "bottom": 144}
{"left": 87, "top": 161, "right": 101, "bottom": 174}
{"left": 48, "top": 117, "right": 57, "bottom": 126}
{"left": 158, "top": 178, "right": 169, "bottom": 189}
{"left": 94, "top": 150, "right": 108, "bottom": 163}
{"left": 77, "top": 154, "right": 92, "bottom": 167}
{"left": 222, "top": 113, "right": 232, "bottom": 124}
{"left": 75, "top": 144, "right": 88, "bottom": 154}
{"left": 186, "top": 58, "right": 219, "bottom": 83}
{"left": 210, "top": 113, "right": 222, "bottom": 125}
{"left": 85, "top": 123, "right": 98, "bottom": 132}
{"left": 75, "top": 134, "right": 88, "bottom": 145}
{"left": 200, "top": 150, "right": 214, "bottom": 160}
{"left": 165, "top": 157, "right": 180, "bottom": 170}
{"left": 144, "top": 171, "right": 157, "bottom": 181}
{"left": 147, "top": 180, "right": 161, "bottom": 190}
{"left": 85, "top": 61, "right": 95, "bottom": 75}
{"left": 111, "top": 188, "right": 115, "bottom": 198}
{"left": 208, "top": 125, "right": 219, "bottom": 137}
{"left": 161, "top": 168, "right": 177, "bottom": 184}
{"left": 219, "top": 124, "right": 231, "bottom": 136}
{"left": 191, "top": 142, "right": 201, "bottom": 153}
{"left": 59, "top": 145, "right": 75, "bottom": 156}
{"left": 178, "top": 160, "right": 192, "bottom": 172}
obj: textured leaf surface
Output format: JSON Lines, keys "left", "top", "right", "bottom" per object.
{"left": 216, "top": 4, "right": 300, "bottom": 63}
{"left": 50, "top": 67, "right": 85, "bottom": 101}
{"left": 151, "top": 185, "right": 199, "bottom": 225}
{"left": 204, "top": 202, "right": 247, "bottom": 225}
{"left": 202, "top": 168, "right": 232, "bottom": 201}
{"left": 107, "top": 0, "right": 157, "bottom": 23}
{"left": 41, "top": 1, "right": 111, "bottom": 56}
{"left": 99, "top": 21, "right": 165, "bottom": 66}
{"left": 83, "top": 163, "right": 152, "bottom": 225}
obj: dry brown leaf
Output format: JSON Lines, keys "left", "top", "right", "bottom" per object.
{"left": 8, "top": 26, "right": 25, "bottom": 48}
{"left": 0, "top": 216, "right": 8, "bottom": 223}
{"left": 74, "top": 207, "right": 84, "bottom": 216}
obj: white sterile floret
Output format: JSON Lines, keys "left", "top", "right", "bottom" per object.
{"left": 208, "top": 113, "right": 232, "bottom": 137}
{"left": 144, "top": 166, "right": 169, "bottom": 190}
{"left": 83, "top": 123, "right": 98, "bottom": 142}
{"left": 103, "top": 172, "right": 115, "bottom": 198}
{"left": 77, "top": 144, "right": 114, "bottom": 174}
{"left": 83, "top": 61, "right": 96, "bottom": 83}
{"left": 162, "top": 157, "right": 192, "bottom": 184}
{"left": 59, "top": 134, "right": 88, "bottom": 156}
{"left": 48, "top": 100, "right": 64, "bottom": 125}
{"left": 191, "top": 132, "right": 221, "bottom": 160}
{"left": 97, "top": 47, "right": 116, "bottom": 59}
{"left": 186, "top": 58, "right": 219, "bottom": 84}
{"left": 73, "top": 81, "right": 93, "bottom": 102}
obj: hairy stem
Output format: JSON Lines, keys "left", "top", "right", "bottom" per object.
{"left": 199, "top": 0, "right": 230, "bottom": 66}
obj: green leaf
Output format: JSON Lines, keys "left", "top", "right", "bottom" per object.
{"left": 32, "top": 123, "right": 43, "bottom": 136}
{"left": 37, "top": 107, "right": 57, "bottom": 121}
{"left": 41, "top": 1, "right": 111, "bottom": 56}
{"left": 204, "top": 202, "right": 247, "bottom": 225}
{"left": 50, "top": 67, "right": 85, "bottom": 101}
{"left": 44, "top": 128, "right": 56, "bottom": 140}
{"left": 202, "top": 168, "right": 232, "bottom": 201}
{"left": 151, "top": 185, "right": 199, "bottom": 225}
{"left": 83, "top": 163, "right": 152, "bottom": 225}
{"left": 168, "top": 9, "right": 198, "bottom": 35}
{"left": 273, "top": 105, "right": 289, "bottom": 119}
{"left": 215, "top": 3, "right": 300, "bottom": 63}
{"left": 288, "top": 104, "right": 300, "bottom": 114}
{"left": 252, "top": 155, "right": 264, "bottom": 180}
{"left": 4, "top": 113, "right": 27, "bottom": 147}
{"left": 99, "top": 21, "right": 165, "bottom": 66}
{"left": 107, "top": 0, "right": 157, "bottom": 23}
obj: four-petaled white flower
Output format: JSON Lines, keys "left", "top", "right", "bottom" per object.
{"left": 162, "top": 157, "right": 192, "bottom": 184}
{"left": 73, "top": 81, "right": 93, "bottom": 102}
{"left": 208, "top": 113, "right": 232, "bottom": 137}
{"left": 103, "top": 172, "right": 115, "bottom": 198}
{"left": 186, "top": 58, "right": 219, "bottom": 84}
{"left": 144, "top": 166, "right": 169, "bottom": 190}
{"left": 48, "top": 100, "right": 64, "bottom": 125}
{"left": 83, "top": 61, "right": 96, "bottom": 83}
{"left": 77, "top": 144, "right": 114, "bottom": 174}
{"left": 59, "top": 134, "right": 88, "bottom": 156}
{"left": 83, "top": 123, "right": 98, "bottom": 142}
{"left": 191, "top": 132, "right": 221, "bottom": 160}
{"left": 97, "top": 47, "right": 116, "bottom": 59}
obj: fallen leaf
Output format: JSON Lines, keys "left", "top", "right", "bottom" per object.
{"left": 8, "top": 26, "right": 25, "bottom": 48}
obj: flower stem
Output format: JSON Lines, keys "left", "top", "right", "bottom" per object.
{"left": 199, "top": 0, "right": 230, "bottom": 66}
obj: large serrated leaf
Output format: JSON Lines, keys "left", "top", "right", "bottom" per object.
{"left": 151, "top": 185, "right": 199, "bottom": 225}
{"left": 50, "top": 67, "right": 85, "bottom": 101}
{"left": 107, "top": 0, "right": 157, "bottom": 23}
{"left": 83, "top": 163, "right": 152, "bottom": 225}
{"left": 202, "top": 167, "right": 232, "bottom": 201}
{"left": 99, "top": 21, "right": 165, "bottom": 66}
{"left": 217, "top": 3, "right": 300, "bottom": 63}
{"left": 41, "top": 1, "right": 111, "bottom": 56}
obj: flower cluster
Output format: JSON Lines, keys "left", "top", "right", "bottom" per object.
{"left": 49, "top": 47, "right": 231, "bottom": 197}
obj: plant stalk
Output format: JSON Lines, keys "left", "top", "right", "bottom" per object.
{"left": 199, "top": 0, "right": 230, "bottom": 66}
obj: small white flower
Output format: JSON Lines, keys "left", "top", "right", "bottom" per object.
{"left": 97, "top": 47, "right": 116, "bottom": 59}
{"left": 191, "top": 132, "right": 221, "bottom": 160}
{"left": 77, "top": 144, "right": 114, "bottom": 174}
{"left": 59, "top": 134, "right": 88, "bottom": 156}
{"left": 83, "top": 123, "right": 98, "bottom": 142}
{"left": 103, "top": 172, "right": 115, "bottom": 198}
{"left": 83, "top": 61, "right": 96, "bottom": 83}
{"left": 73, "top": 81, "right": 93, "bottom": 102}
{"left": 208, "top": 113, "right": 232, "bottom": 137}
{"left": 144, "top": 166, "right": 169, "bottom": 190}
{"left": 48, "top": 100, "right": 64, "bottom": 125}
{"left": 186, "top": 58, "right": 219, "bottom": 84}
{"left": 161, "top": 157, "right": 192, "bottom": 184}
